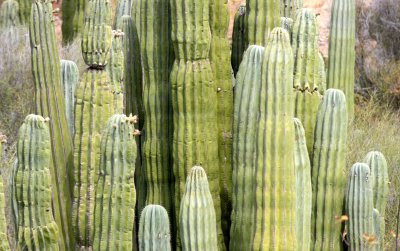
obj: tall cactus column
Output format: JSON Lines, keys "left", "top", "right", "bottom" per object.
{"left": 61, "top": 0, "right": 87, "bottom": 44}
{"left": 60, "top": 60, "right": 79, "bottom": 136}
{"left": 170, "top": 0, "right": 224, "bottom": 248}
{"left": 29, "top": 2, "right": 74, "bottom": 249}
{"left": 0, "top": 0, "right": 20, "bottom": 29}
{"left": 231, "top": 4, "right": 246, "bottom": 77}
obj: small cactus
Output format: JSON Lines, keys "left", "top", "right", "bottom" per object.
{"left": 60, "top": 59, "right": 79, "bottom": 136}
{"left": 0, "top": 0, "right": 20, "bottom": 29}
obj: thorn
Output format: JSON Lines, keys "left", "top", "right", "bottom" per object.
{"left": 127, "top": 115, "right": 139, "bottom": 124}
{"left": 133, "top": 130, "right": 141, "bottom": 136}
{"left": 44, "top": 117, "right": 50, "bottom": 122}
{"left": 217, "top": 87, "right": 222, "bottom": 92}
{"left": 335, "top": 215, "right": 348, "bottom": 223}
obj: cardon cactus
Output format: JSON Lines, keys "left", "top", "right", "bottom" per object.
{"left": 281, "top": 0, "right": 303, "bottom": 19}
{"left": 327, "top": 0, "right": 356, "bottom": 119}
{"left": 60, "top": 59, "right": 79, "bottom": 136}
{"left": 0, "top": 0, "right": 20, "bottom": 29}
{"left": 230, "top": 45, "right": 264, "bottom": 251}
{"left": 311, "top": 89, "right": 348, "bottom": 250}
{"left": 81, "top": 0, "right": 112, "bottom": 68}
{"left": 61, "top": 0, "right": 86, "bottom": 43}
{"left": 294, "top": 118, "right": 312, "bottom": 251}
{"left": 372, "top": 209, "right": 383, "bottom": 250}
{"left": 318, "top": 52, "right": 326, "bottom": 94}
{"left": 93, "top": 114, "right": 138, "bottom": 250}
{"left": 246, "top": 0, "right": 281, "bottom": 46}
{"left": 231, "top": 4, "right": 246, "bottom": 77}
{"left": 29, "top": 2, "right": 74, "bottom": 249}
{"left": 345, "top": 163, "right": 374, "bottom": 251}
{"left": 113, "top": 0, "right": 131, "bottom": 29}
{"left": 139, "top": 205, "right": 171, "bottom": 251}
{"left": 16, "top": 0, "right": 29, "bottom": 24}
{"left": 0, "top": 135, "right": 10, "bottom": 251}
{"left": 280, "top": 17, "right": 293, "bottom": 37}
{"left": 180, "top": 166, "right": 218, "bottom": 251}
{"left": 14, "top": 115, "right": 60, "bottom": 250}
{"left": 254, "top": 27, "right": 296, "bottom": 250}
{"left": 107, "top": 30, "right": 125, "bottom": 98}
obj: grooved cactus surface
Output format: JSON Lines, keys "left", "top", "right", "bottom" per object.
{"left": 254, "top": 28, "right": 296, "bottom": 250}
{"left": 16, "top": 0, "right": 29, "bottom": 24}
{"left": 230, "top": 45, "right": 264, "bottom": 251}
{"left": 231, "top": 4, "right": 246, "bottom": 77}
{"left": 113, "top": 0, "right": 131, "bottom": 29}
{"left": 14, "top": 115, "right": 60, "bottom": 251}
{"left": 0, "top": 0, "right": 20, "bottom": 29}
{"left": 29, "top": 2, "right": 74, "bottom": 249}
{"left": 280, "top": 17, "right": 293, "bottom": 37}
{"left": 345, "top": 163, "right": 374, "bottom": 251}
{"left": 60, "top": 59, "right": 79, "bottom": 136}
{"left": 61, "top": 0, "right": 87, "bottom": 43}
{"left": 318, "top": 53, "right": 326, "bottom": 94}
{"left": 311, "top": 89, "right": 348, "bottom": 250}
{"left": 372, "top": 209, "right": 382, "bottom": 250}
{"left": 73, "top": 69, "right": 123, "bottom": 248}
{"left": 294, "top": 118, "right": 312, "bottom": 251}
{"left": 180, "top": 166, "right": 218, "bottom": 251}
{"left": 93, "top": 114, "right": 137, "bottom": 250}
{"left": 139, "top": 205, "right": 171, "bottom": 251}
{"left": 0, "top": 135, "right": 10, "bottom": 251}
{"left": 327, "top": 0, "right": 356, "bottom": 119}
{"left": 107, "top": 30, "right": 125, "bottom": 97}
{"left": 281, "top": 0, "right": 303, "bottom": 19}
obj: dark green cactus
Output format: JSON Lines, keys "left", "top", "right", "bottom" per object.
{"left": 139, "top": 205, "right": 171, "bottom": 251}
{"left": 0, "top": 0, "right": 20, "bottom": 29}
{"left": 61, "top": 0, "right": 87, "bottom": 44}
{"left": 0, "top": 135, "right": 10, "bottom": 251}
{"left": 16, "top": 0, "right": 29, "bottom": 24}
{"left": 281, "top": 0, "right": 303, "bottom": 19}
{"left": 327, "top": 0, "right": 356, "bottom": 119}
{"left": 318, "top": 52, "right": 326, "bottom": 94}
{"left": 180, "top": 166, "right": 218, "bottom": 251}
{"left": 280, "top": 17, "right": 293, "bottom": 37}
{"left": 113, "top": 0, "right": 131, "bottom": 29}
{"left": 345, "top": 163, "right": 374, "bottom": 251}
{"left": 246, "top": 0, "right": 280, "bottom": 46}
{"left": 231, "top": 4, "right": 246, "bottom": 77}
{"left": 93, "top": 114, "right": 138, "bottom": 250}
{"left": 107, "top": 30, "right": 125, "bottom": 96}
{"left": 311, "top": 89, "right": 348, "bottom": 250}
{"left": 230, "top": 45, "right": 264, "bottom": 251}
{"left": 294, "top": 118, "right": 312, "bottom": 251}
{"left": 60, "top": 59, "right": 79, "bottom": 136}
{"left": 254, "top": 27, "right": 296, "bottom": 250}
{"left": 81, "top": 0, "right": 112, "bottom": 68}
{"left": 14, "top": 115, "right": 60, "bottom": 250}
{"left": 29, "top": 2, "right": 74, "bottom": 249}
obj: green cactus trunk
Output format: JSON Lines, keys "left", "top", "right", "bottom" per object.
{"left": 372, "top": 209, "right": 382, "bottom": 250}
{"left": 0, "top": 0, "right": 20, "bottom": 29}
{"left": 246, "top": 0, "right": 280, "bottom": 46}
{"left": 61, "top": 0, "right": 87, "bottom": 44}
{"left": 345, "top": 163, "right": 374, "bottom": 251}
{"left": 253, "top": 28, "right": 296, "bottom": 250}
{"left": 16, "top": 0, "right": 29, "bottom": 24}
{"left": 294, "top": 118, "right": 312, "bottom": 251}
{"left": 14, "top": 115, "right": 60, "bottom": 251}
{"left": 327, "top": 0, "right": 355, "bottom": 120}
{"left": 0, "top": 135, "right": 10, "bottom": 251}
{"left": 180, "top": 166, "right": 218, "bottom": 251}
{"left": 107, "top": 30, "right": 125, "bottom": 102}
{"left": 93, "top": 114, "right": 137, "bottom": 250}
{"left": 280, "top": 0, "right": 303, "bottom": 19}
{"left": 231, "top": 4, "right": 246, "bottom": 77}
{"left": 139, "top": 205, "right": 171, "bottom": 251}
{"left": 113, "top": 0, "right": 131, "bottom": 29}
{"left": 318, "top": 53, "right": 326, "bottom": 94}
{"left": 60, "top": 60, "right": 79, "bottom": 136}
{"left": 230, "top": 45, "right": 264, "bottom": 251}
{"left": 280, "top": 17, "right": 293, "bottom": 37}
{"left": 29, "top": 2, "right": 74, "bottom": 249}
{"left": 311, "top": 89, "right": 348, "bottom": 250}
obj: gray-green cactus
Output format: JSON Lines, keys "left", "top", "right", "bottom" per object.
{"left": 327, "top": 0, "right": 356, "bottom": 119}
{"left": 139, "top": 205, "right": 171, "bottom": 251}
{"left": 281, "top": 0, "right": 303, "bottom": 19}
{"left": 318, "top": 52, "right": 326, "bottom": 94}
{"left": 14, "top": 115, "right": 60, "bottom": 251}
{"left": 280, "top": 17, "right": 293, "bottom": 37}
{"left": 113, "top": 0, "right": 131, "bottom": 29}
{"left": 372, "top": 209, "right": 382, "bottom": 250}
{"left": 230, "top": 45, "right": 264, "bottom": 251}
{"left": 29, "top": 2, "right": 74, "bottom": 249}
{"left": 0, "top": 0, "right": 20, "bottom": 29}
{"left": 107, "top": 30, "right": 125, "bottom": 98}
{"left": 0, "top": 135, "right": 10, "bottom": 251}
{"left": 231, "top": 4, "right": 246, "bottom": 77}
{"left": 16, "top": 0, "right": 29, "bottom": 24}
{"left": 60, "top": 59, "right": 79, "bottom": 136}
{"left": 346, "top": 163, "right": 374, "bottom": 251}
{"left": 180, "top": 166, "right": 218, "bottom": 251}
{"left": 93, "top": 114, "right": 138, "bottom": 250}
{"left": 311, "top": 89, "right": 348, "bottom": 250}
{"left": 294, "top": 118, "right": 312, "bottom": 251}
{"left": 61, "top": 0, "right": 87, "bottom": 43}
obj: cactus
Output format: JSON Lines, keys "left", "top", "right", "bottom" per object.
{"left": 318, "top": 52, "right": 326, "bottom": 94}
{"left": 61, "top": 0, "right": 87, "bottom": 43}
{"left": 113, "top": 0, "right": 131, "bottom": 29}
{"left": 230, "top": 45, "right": 264, "bottom": 251}
{"left": 93, "top": 114, "right": 138, "bottom": 250}
{"left": 231, "top": 4, "right": 246, "bottom": 77}
{"left": 16, "top": 0, "right": 29, "bottom": 24}
{"left": 294, "top": 118, "right": 312, "bottom": 251}
{"left": 81, "top": 0, "right": 112, "bottom": 68}
{"left": 60, "top": 60, "right": 79, "bottom": 136}
{"left": 372, "top": 209, "right": 382, "bottom": 250}
{"left": 139, "top": 205, "right": 171, "bottom": 251}
{"left": 246, "top": 0, "right": 280, "bottom": 46}
{"left": 311, "top": 89, "right": 348, "bottom": 250}
{"left": 280, "top": 17, "right": 293, "bottom": 37}
{"left": 14, "top": 115, "right": 60, "bottom": 250}
{"left": 253, "top": 27, "right": 296, "bottom": 250}
{"left": 29, "top": 2, "right": 74, "bottom": 249}
{"left": 281, "top": 0, "right": 303, "bottom": 19}
{"left": 180, "top": 166, "right": 218, "bottom": 251}
{"left": 0, "top": 0, "right": 20, "bottom": 29}
{"left": 327, "top": 0, "right": 356, "bottom": 119}
{"left": 107, "top": 30, "right": 125, "bottom": 99}
{"left": 345, "top": 163, "right": 374, "bottom": 251}
{"left": 0, "top": 135, "right": 10, "bottom": 251}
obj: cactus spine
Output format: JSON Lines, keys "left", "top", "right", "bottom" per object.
{"left": 327, "top": 0, "right": 356, "bottom": 119}
{"left": 113, "top": 0, "right": 131, "bottom": 29}
{"left": 345, "top": 163, "right": 374, "bottom": 251}
{"left": 61, "top": 0, "right": 87, "bottom": 43}
{"left": 281, "top": 0, "right": 303, "bottom": 19}
{"left": 93, "top": 114, "right": 138, "bottom": 250}
{"left": 311, "top": 89, "right": 348, "bottom": 250}
{"left": 29, "top": 2, "right": 74, "bottom": 249}
{"left": 14, "top": 115, "right": 60, "bottom": 250}
{"left": 60, "top": 60, "right": 79, "bottom": 136}
{"left": 139, "top": 205, "right": 172, "bottom": 251}
{"left": 231, "top": 4, "right": 246, "bottom": 77}
{"left": 0, "top": 0, "right": 20, "bottom": 29}
{"left": 294, "top": 118, "right": 312, "bottom": 251}
{"left": 230, "top": 45, "right": 264, "bottom": 251}
{"left": 180, "top": 166, "right": 218, "bottom": 251}
{"left": 0, "top": 135, "right": 10, "bottom": 251}
{"left": 16, "top": 0, "right": 29, "bottom": 24}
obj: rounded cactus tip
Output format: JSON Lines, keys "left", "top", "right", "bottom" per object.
{"left": 269, "top": 27, "right": 291, "bottom": 44}
{"left": 350, "top": 162, "right": 371, "bottom": 177}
